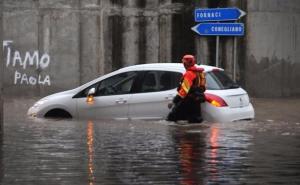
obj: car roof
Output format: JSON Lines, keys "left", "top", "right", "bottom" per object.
{"left": 77, "top": 63, "right": 223, "bottom": 91}
{"left": 117, "top": 63, "right": 222, "bottom": 73}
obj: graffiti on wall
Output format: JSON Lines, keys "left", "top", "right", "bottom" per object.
{"left": 3, "top": 40, "right": 51, "bottom": 86}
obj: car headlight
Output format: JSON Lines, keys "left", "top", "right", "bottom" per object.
{"left": 33, "top": 99, "right": 47, "bottom": 108}
{"left": 28, "top": 99, "right": 47, "bottom": 117}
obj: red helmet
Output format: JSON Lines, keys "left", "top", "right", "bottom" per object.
{"left": 182, "top": 54, "right": 195, "bottom": 68}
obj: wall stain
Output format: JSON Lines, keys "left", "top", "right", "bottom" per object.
{"left": 246, "top": 56, "right": 300, "bottom": 97}
{"left": 171, "top": 11, "right": 195, "bottom": 63}
{"left": 138, "top": 16, "right": 146, "bottom": 64}
{"left": 110, "top": 0, "right": 123, "bottom": 6}
{"left": 110, "top": 15, "right": 123, "bottom": 71}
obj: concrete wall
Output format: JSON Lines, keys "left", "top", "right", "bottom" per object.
{"left": 2, "top": 0, "right": 195, "bottom": 97}
{"left": 1, "top": 0, "right": 3, "bottom": 178}
{"left": 245, "top": 0, "right": 300, "bottom": 97}
{"left": 1, "top": 0, "right": 3, "bottom": 133}
{"left": 2, "top": 0, "right": 300, "bottom": 98}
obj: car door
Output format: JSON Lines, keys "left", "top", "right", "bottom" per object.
{"left": 75, "top": 71, "right": 139, "bottom": 120}
{"left": 128, "top": 70, "right": 182, "bottom": 120}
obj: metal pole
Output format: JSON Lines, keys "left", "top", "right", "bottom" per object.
{"left": 233, "top": 36, "right": 237, "bottom": 82}
{"left": 216, "top": 36, "right": 219, "bottom": 67}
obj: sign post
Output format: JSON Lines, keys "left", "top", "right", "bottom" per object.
{"left": 216, "top": 36, "right": 219, "bottom": 67}
{"left": 233, "top": 36, "right": 237, "bottom": 81}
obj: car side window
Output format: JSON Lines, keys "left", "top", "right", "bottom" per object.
{"left": 73, "top": 71, "right": 138, "bottom": 98}
{"left": 159, "top": 71, "right": 181, "bottom": 91}
{"left": 139, "top": 71, "right": 182, "bottom": 93}
{"left": 96, "top": 71, "right": 138, "bottom": 96}
{"left": 140, "top": 72, "right": 158, "bottom": 92}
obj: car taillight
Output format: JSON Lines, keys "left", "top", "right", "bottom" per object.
{"left": 205, "top": 93, "right": 228, "bottom": 107}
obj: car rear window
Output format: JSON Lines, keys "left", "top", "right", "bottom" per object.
{"left": 206, "top": 70, "right": 239, "bottom": 90}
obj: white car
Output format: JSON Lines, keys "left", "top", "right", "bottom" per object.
{"left": 28, "top": 63, "right": 254, "bottom": 122}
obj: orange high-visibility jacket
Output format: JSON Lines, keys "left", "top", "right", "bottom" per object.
{"left": 178, "top": 66, "right": 206, "bottom": 98}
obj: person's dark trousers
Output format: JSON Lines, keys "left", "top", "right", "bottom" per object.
{"left": 185, "top": 97, "right": 203, "bottom": 123}
{"left": 167, "top": 98, "right": 203, "bottom": 123}
{"left": 167, "top": 99, "right": 188, "bottom": 122}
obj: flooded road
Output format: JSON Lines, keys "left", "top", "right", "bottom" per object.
{"left": 1, "top": 98, "right": 300, "bottom": 185}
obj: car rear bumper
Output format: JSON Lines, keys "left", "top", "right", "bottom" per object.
{"left": 202, "top": 103, "right": 255, "bottom": 122}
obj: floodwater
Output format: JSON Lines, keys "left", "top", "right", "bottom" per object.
{"left": 1, "top": 98, "right": 300, "bottom": 185}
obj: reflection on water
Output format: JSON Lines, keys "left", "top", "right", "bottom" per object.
{"left": 173, "top": 127, "right": 205, "bottom": 185}
{"left": 87, "top": 121, "right": 95, "bottom": 185}
{"left": 1, "top": 119, "right": 300, "bottom": 185}
{"left": 208, "top": 126, "right": 219, "bottom": 182}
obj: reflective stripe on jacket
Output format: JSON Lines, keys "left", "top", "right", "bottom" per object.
{"left": 177, "top": 66, "right": 206, "bottom": 98}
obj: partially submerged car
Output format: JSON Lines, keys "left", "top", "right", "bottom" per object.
{"left": 28, "top": 63, "right": 254, "bottom": 122}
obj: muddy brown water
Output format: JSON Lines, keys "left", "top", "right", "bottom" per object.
{"left": 1, "top": 98, "right": 300, "bottom": 185}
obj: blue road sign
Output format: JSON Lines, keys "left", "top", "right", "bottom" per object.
{"left": 191, "top": 23, "right": 244, "bottom": 36}
{"left": 194, "top": 8, "right": 246, "bottom": 22}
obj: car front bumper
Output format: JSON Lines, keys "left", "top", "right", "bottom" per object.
{"left": 27, "top": 106, "right": 38, "bottom": 117}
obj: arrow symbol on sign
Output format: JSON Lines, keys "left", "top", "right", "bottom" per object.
{"left": 238, "top": 9, "right": 246, "bottom": 19}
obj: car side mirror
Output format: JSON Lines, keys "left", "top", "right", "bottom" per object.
{"left": 86, "top": 88, "right": 96, "bottom": 105}
{"left": 88, "top": 88, "right": 96, "bottom": 96}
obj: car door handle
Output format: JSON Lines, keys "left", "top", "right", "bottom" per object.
{"left": 165, "top": 94, "right": 175, "bottom": 100}
{"left": 115, "top": 99, "right": 127, "bottom": 104}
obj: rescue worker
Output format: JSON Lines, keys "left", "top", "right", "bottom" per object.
{"left": 167, "top": 54, "right": 206, "bottom": 123}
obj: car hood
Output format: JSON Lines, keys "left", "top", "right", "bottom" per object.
{"left": 39, "top": 89, "right": 78, "bottom": 101}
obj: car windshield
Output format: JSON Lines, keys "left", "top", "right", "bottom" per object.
{"left": 206, "top": 70, "right": 239, "bottom": 90}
